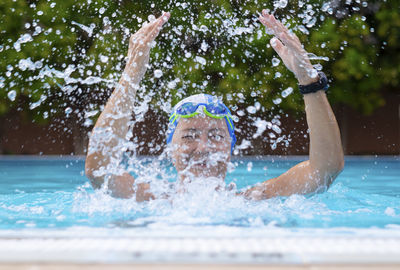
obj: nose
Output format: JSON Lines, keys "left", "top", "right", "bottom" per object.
{"left": 195, "top": 133, "right": 214, "bottom": 153}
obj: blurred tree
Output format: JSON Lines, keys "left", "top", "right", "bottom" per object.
{"left": 0, "top": 0, "right": 398, "bottom": 127}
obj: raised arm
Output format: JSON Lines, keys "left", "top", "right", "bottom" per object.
{"left": 85, "top": 12, "right": 170, "bottom": 200}
{"left": 245, "top": 11, "right": 344, "bottom": 200}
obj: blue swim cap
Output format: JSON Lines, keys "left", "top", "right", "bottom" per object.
{"left": 166, "top": 94, "right": 236, "bottom": 152}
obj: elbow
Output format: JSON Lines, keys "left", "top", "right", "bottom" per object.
{"left": 85, "top": 155, "right": 94, "bottom": 180}
{"left": 85, "top": 155, "right": 102, "bottom": 189}
{"left": 333, "top": 155, "right": 345, "bottom": 175}
{"left": 323, "top": 157, "right": 344, "bottom": 189}
{"left": 338, "top": 158, "right": 345, "bottom": 173}
{"left": 325, "top": 153, "right": 345, "bottom": 177}
{"left": 312, "top": 157, "right": 344, "bottom": 192}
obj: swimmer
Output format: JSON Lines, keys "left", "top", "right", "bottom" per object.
{"left": 85, "top": 11, "right": 344, "bottom": 201}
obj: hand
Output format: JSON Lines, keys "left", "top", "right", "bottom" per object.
{"left": 259, "top": 10, "right": 318, "bottom": 85}
{"left": 123, "top": 12, "right": 170, "bottom": 85}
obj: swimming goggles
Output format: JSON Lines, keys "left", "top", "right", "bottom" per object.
{"left": 166, "top": 101, "right": 236, "bottom": 152}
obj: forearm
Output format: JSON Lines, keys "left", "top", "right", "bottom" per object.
{"left": 85, "top": 73, "right": 139, "bottom": 186}
{"left": 304, "top": 91, "right": 344, "bottom": 177}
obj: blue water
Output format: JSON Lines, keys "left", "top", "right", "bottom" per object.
{"left": 0, "top": 156, "right": 399, "bottom": 230}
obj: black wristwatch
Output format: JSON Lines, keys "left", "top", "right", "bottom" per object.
{"left": 298, "top": 71, "right": 329, "bottom": 95}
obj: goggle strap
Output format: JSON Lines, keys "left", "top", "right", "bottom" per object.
{"left": 225, "top": 115, "right": 234, "bottom": 130}
{"left": 180, "top": 112, "right": 199, "bottom": 118}
{"left": 169, "top": 112, "right": 176, "bottom": 121}
{"left": 169, "top": 113, "right": 178, "bottom": 124}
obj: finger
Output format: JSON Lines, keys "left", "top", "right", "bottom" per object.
{"left": 270, "top": 37, "right": 287, "bottom": 58}
{"left": 143, "top": 12, "right": 170, "bottom": 44}
{"left": 278, "top": 32, "right": 302, "bottom": 51}
{"left": 259, "top": 14, "right": 278, "bottom": 33}
{"left": 131, "top": 12, "right": 169, "bottom": 42}
{"left": 146, "top": 12, "right": 170, "bottom": 35}
{"left": 260, "top": 15, "right": 293, "bottom": 52}
{"left": 130, "top": 13, "right": 169, "bottom": 60}
{"left": 261, "top": 13, "right": 290, "bottom": 40}
{"left": 269, "top": 15, "right": 304, "bottom": 48}
{"left": 132, "top": 21, "right": 154, "bottom": 40}
{"left": 276, "top": 32, "right": 311, "bottom": 66}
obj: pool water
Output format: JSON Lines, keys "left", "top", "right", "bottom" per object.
{"left": 0, "top": 156, "right": 399, "bottom": 230}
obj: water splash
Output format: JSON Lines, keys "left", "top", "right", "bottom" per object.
{"left": 0, "top": 0, "right": 368, "bottom": 192}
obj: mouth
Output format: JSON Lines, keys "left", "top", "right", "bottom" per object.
{"left": 184, "top": 153, "right": 228, "bottom": 172}
{"left": 191, "top": 160, "right": 209, "bottom": 169}
{"left": 193, "top": 161, "right": 208, "bottom": 168}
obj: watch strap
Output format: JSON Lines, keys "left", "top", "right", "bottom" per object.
{"left": 299, "top": 71, "right": 329, "bottom": 95}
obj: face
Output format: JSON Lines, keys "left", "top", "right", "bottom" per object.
{"left": 170, "top": 114, "right": 231, "bottom": 181}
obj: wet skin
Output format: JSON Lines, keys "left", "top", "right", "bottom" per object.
{"left": 170, "top": 115, "right": 231, "bottom": 182}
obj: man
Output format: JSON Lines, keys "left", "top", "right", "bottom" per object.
{"left": 85, "top": 11, "right": 344, "bottom": 201}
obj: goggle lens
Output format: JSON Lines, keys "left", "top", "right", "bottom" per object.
{"left": 176, "top": 102, "right": 228, "bottom": 117}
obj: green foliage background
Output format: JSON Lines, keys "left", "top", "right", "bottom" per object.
{"left": 0, "top": 0, "right": 399, "bottom": 125}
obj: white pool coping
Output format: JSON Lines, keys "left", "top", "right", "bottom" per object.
{"left": 1, "top": 236, "right": 400, "bottom": 264}
{"left": 1, "top": 227, "right": 400, "bottom": 264}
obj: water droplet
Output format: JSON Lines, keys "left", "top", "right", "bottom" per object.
{"left": 272, "top": 125, "right": 281, "bottom": 134}
{"left": 195, "top": 56, "right": 206, "bottom": 65}
{"left": 154, "top": 69, "right": 163, "bottom": 78}
{"left": 274, "top": 0, "right": 288, "bottom": 9}
{"left": 273, "top": 98, "right": 282, "bottom": 105}
{"left": 29, "top": 95, "right": 47, "bottom": 110}
{"left": 167, "top": 81, "right": 177, "bottom": 89}
{"left": 306, "top": 17, "right": 316, "bottom": 28}
{"left": 13, "top": 33, "right": 33, "bottom": 52}
{"left": 7, "top": 90, "right": 16, "bottom": 101}
{"left": 321, "top": 3, "right": 330, "bottom": 12}
{"left": 247, "top": 162, "right": 253, "bottom": 172}
{"left": 199, "top": 25, "right": 208, "bottom": 33}
{"left": 246, "top": 106, "right": 256, "bottom": 114}
{"left": 65, "top": 107, "right": 73, "bottom": 115}
{"left": 100, "top": 55, "right": 109, "bottom": 63}
{"left": 85, "top": 110, "right": 99, "bottom": 118}
{"left": 272, "top": 57, "right": 280, "bottom": 67}
{"left": 307, "top": 69, "right": 318, "bottom": 78}
{"left": 281, "top": 87, "right": 293, "bottom": 98}
{"left": 71, "top": 21, "right": 95, "bottom": 37}
{"left": 298, "top": 25, "right": 310, "bottom": 35}
{"left": 200, "top": 40, "right": 209, "bottom": 52}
